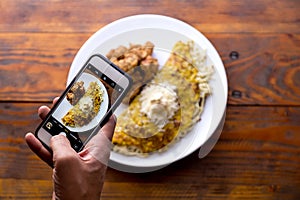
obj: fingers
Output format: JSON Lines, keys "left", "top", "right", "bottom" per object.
{"left": 52, "top": 97, "right": 59, "bottom": 105}
{"left": 50, "top": 134, "right": 73, "bottom": 155}
{"left": 100, "top": 115, "right": 117, "bottom": 140}
{"left": 81, "top": 130, "right": 113, "bottom": 165}
{"left": 50, "top": 134, "right": 76, "bottom": 167}
{"left": 34, "top": 97, "right": 115, "bottom": 167}
{"left": 80, "top": 115, "right": 116, "bottom": 165}
{"left": 25, "top": 132, "right": 53, "bottom": 167}
{"left": 38, "top": 106, "right": 50, "bottom": 120}
{"left": 38, "top": 97, "right": 59, "bottom": 120}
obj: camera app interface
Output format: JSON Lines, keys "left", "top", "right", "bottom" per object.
{"left": 43, "top": 63, "right": 124, "bottom": 151}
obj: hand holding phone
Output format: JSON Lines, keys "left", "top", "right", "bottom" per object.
{"left": 35, "top": 54, "right": 132, "bottom": 152}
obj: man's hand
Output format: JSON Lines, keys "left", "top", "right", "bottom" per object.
{"left": 25, "top": 97, "right": 116, "bottom": 199}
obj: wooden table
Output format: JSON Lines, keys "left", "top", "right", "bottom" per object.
{"left": 1, "top": 0, "right": 300, "bottom": 199}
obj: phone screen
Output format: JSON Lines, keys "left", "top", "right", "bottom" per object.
{"left": 41, "top": 63, "right": 124, "bottom": 151}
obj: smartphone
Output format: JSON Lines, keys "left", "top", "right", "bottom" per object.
{"left": 35, "top": 54, "right": 132, "bottom": 152}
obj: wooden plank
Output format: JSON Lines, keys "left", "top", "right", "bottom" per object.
{"left": 0, "top": 179, "right": 52, "bottom": 200}
{"left": 101, "top": 182, "right": 299, "bottom": 200}
{"left": 0, "top": 33, "right": 299, "bottom": 105}
{"left": 0, "top": 0, "right": 299, "bottom": 34}
{"left": 0, "top": 103, "right": 299, "bottom": 199}
{"left": 0, "top": 179, "right": 298, "bottom": 200}
{"left": 219, "top": 34, "right": 300, "bottom": 105}
{"left": 0, "top": 33, "right": 88, "bottom": 101}
{"left": 0, "top": 102, "right": 52, "bottom": 181}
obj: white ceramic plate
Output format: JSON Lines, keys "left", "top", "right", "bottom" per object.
{"left": 54, "top": 72, "right": 109, "bottom": 132}
{"left": 67, "top": 14, "right": 228, "bottom": 172}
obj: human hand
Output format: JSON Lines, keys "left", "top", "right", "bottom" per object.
{"left": 25, "top": 97, "right": 116, "bottom": 199}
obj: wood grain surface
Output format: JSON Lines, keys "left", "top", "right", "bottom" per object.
{"left": 1, "top": 33, "right": 299, "bottom": 104}
{"left": 0, "top": 0, "right": 299, "bottom": 33}
{"left": 0, "top": 0, "right": 300, "bottom": 199}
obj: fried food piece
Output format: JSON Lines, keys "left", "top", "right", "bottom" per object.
{"left": 66, "top": 81, "right": 85, "bottom": 105}
{"left": 107, "top": 41, "right": 157, "bottom": 71}
{"left": 106, "top": 45, "right": 128, "bottom": 60}
{"left": 107, "top": 41, "right": 159, "bottom": 103}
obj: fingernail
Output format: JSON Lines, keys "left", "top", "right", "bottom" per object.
{"left": 59, "top": 132, "right": 67, "bottom": 137}
{"left": 112, "top": 114, "right": 117, "bottom": 123}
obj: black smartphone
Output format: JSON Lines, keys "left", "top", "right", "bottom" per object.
{"left": 35, "top": 54, "right": 132, "bottom": 152}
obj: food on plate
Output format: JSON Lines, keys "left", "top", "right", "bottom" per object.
{"left": 66, "top": 81, "right": 85, "bottom": 105}
{"left": 106, "top": 41, "right": 156, "bottom": 71}
{"left": 139, "top": 83, "right": 179, "bottom": 130}
{"left": 112, "top": 40, "right": 214, "bottom": 156}
{"left": 62, "top": 81, "right": 103, "bottom": 127}
{"left": 106, "top": 41, "right": 159, "bottom": 103}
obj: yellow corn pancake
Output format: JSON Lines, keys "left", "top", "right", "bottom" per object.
{"left": 112, "top": 41, "right": 213, "bottom": 156}
{"left": 62, "top": 81, "right": 103, "bottom": 128}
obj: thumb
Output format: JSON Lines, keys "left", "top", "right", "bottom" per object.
{"left": 50, "top": 133, "right": 76, "bottom": 164}
{"left": 79, "top": 115, "right": 116, "bottom": 165}
{"left": 80, "top": 130, "right": 112, "bottom": 166}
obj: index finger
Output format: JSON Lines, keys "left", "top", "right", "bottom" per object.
{"left": 38, "top": 97, "right": 59, "bottom": 120}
